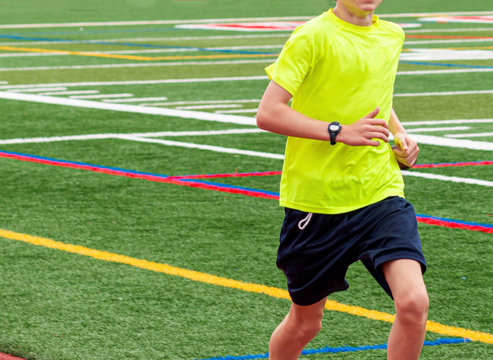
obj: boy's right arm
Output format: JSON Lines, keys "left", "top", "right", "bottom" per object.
{"left": 256, "top": 81, "right": 390, "bottom": 146}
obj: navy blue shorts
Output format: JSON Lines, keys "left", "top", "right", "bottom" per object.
{"left": 277, "top": 197, "right": 426, "bottom": 306}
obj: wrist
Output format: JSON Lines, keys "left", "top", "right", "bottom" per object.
{"left": 328, "top": 121, "right": 342, "bottom": 145}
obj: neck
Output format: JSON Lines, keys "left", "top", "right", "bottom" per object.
{"left": 333, "top": 4, "right": 374, "bottom": 27}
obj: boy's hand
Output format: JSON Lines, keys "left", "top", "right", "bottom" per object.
{"left": 338, "top": 107, "right": 389, "bottom": 146}
{"left": 392, "top": 132, "right": 419, "bottom": 169}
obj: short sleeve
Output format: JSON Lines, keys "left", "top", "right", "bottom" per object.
{"left": 265, "top": 26, "right": 314, "bottom": 96}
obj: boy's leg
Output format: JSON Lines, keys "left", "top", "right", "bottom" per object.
{"left": 382, "top": 259, "right": 429, "bottom": 360}
{"left": 269, "top": 297, "right": 327, "bottom": 360}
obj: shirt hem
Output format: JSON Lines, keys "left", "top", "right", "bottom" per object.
{"left": 280, "top": 190, "right": 405, "bottom": 215}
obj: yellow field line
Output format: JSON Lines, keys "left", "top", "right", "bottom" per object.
{"left": 152, "top": 53, "right": 276, "bottom": 60}
{"left": 0, "top": 45, "right": 277, "bottom": 61}
{"left": 3, "top": 44, "right": 492, "bottom": 62}
{"left": 0, "top": 46, "right": 155, "bottom": 61}
{"left": 0, "top": 228, "right": 492, "bottom": 344}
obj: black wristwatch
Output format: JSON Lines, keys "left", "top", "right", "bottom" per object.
{"left": 328, "top": 121, "right": 342, "bottom": 145}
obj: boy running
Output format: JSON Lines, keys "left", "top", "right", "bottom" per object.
{"left": 256, "top": 1, "right": 428, "bottom": 359}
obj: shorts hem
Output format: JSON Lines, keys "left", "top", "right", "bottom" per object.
{"left": 289, "top": 283, "right": 349, "bottom": 306}
{"left": 374, "top": 255, "right": 427, "bottom": 274}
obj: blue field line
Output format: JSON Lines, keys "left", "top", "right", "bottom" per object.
{"left": 416, "top": 213, "right": 493, "bottom": 229}
{"left": 2, "top": 149, "right": 492, "bottom": 229}
{"left": 0, "top": 149, "right": 172, "bottom": 179}
{"left": 0, "top": 34, "right": 277, "bottom": 55}
{"left": 399, "top": 60, "right": 493, "bottom": 69}
{"left": 196, "top": 338, "right": 472, "bottom": 360}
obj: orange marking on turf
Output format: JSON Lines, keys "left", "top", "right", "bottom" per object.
{"left": 151, "top": 53, "right": 277, "bottom": 60}
{"left": 1, "top": 228, "right": 493, "bottom": 344}
{"left": 402, "top": 45, "right": 493, "bottom": 52}
{"left": 406, "top": 35, "right": 493, "bottom": 40}
{"left": 0, "top": 46, "right": 154, "bottom": 60}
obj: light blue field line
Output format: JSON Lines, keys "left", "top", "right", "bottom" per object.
{"left": 1, "top": 33, "right": 492, "bottom": 69}
{"left": 196, "top": 338, "right": 472, "bottom": 360}
{"left": 0, "top": 34, "right": 277, "bottom": 55}
{"left": 3, "top": 34, "right": 493, "bottom": 68}
{"left": 400, "top": 60, "right": 493, "bottom": 69}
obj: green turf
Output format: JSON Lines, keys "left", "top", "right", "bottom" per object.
{"left": 0, "top": 0, "right": 492, "bottom": 359}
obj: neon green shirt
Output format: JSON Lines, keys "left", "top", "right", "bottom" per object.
{"left": 266, "top": 9, "right": 405, "bottom": 214}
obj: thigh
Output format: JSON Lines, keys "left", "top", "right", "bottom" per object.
{"left": 382, "top": 259, "right": 428, "bottom": 301}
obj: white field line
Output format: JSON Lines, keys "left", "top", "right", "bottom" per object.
{"left": 0, "top": 57, "right": 492, "bottom": 73}
{"left": 0, "top": 90, "right": 492, "bottom": 150}
{"left": 144, "top": 99, "right": 260, "bottom": 106}
{"left": 0, "top": 17, "right": 311, "bottom": 29}
{"left": 38, "top": 90, "right": 99, "bottom": 96}
{"left": 2, "top": 11, "right": 493, "bottom": 29}
{"left": 401, "top": 171, "right": 493, "bottom": 187}
{"left": 0, "top": 60, "right": 275, "bottom": 72}
{"left": 0, "top": 76, "right": 268, "bottom": 90}
{"left": 3, "top": 38, "right": 492, "bottom": 60}
{"left": 0, "top": 128, "right": 265, "bottom": 145}
{"left": 2, "top": 34, "right": 290, "bottom": 46}
{"left": 0, "top": 81, "right": 8, "bottom": 84}
{"left": 411, "top": 134, "right": 493, "bottom": 151}
{"left": 175, "top": 104, "right": 241, "bottom": 110}
{"left": 0, "top": 127, "right": 490, "bottom": 186}
{"left": 0, "top": 90, "right": 256, "bottom": 125}
{"left": 11, "top": 40, "right": 487, "bottom": 61}
{"left": 70, "top": 93, "right": 134, "bottom": 99}
{"left": 216, "top": 108, "right": 259, "bottom": 114}
{"left": 1, "top": 77, "right": 493, "bottom": 93}
{"left": 0, "top": 44, "right": 284, "bottom": 58}
{"left": 404, "top": 38, "right": 493, "bottom": 45}
{"left": 404, "top": 126, "right": 470, "bottom": 133}
{"left": 118, "top": 135, "right": 285, "bottom": 160}
{"left": 119, "top": 136, "right": 493, "bottom": 187}
{"left": 0, "top": 52, "right": 67, "bottom": 58}
{"left": 405, "top": 27, "right": 493, "bottom": 34}
{"left": 401, "top": 49, "right": 493, "bottom": 61}
{"left": 446, "top": 132, "right": 493, "bottom": 138}
{"left": 104, "top": 96, "right": 169, "bottom": 103}
{"left": 402, "top": 119, "right": 493, "bottom": 126}
{"left": 3, "top": 25, "right": 492, "bottom": 47}
{"left": 8, "top": 87, "right": 68, "bottom": 93}
{"left": 397, "top": 68, "right": 493, "bottom": 75}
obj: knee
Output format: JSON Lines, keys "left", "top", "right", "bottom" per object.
{"left": 291, "top": 316, "right": 322, "bottom": 343}
{"left": 394, "top": 290, "right": 429, "bottom": 325}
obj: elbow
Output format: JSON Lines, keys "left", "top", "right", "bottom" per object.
{"left": 256, "top": 107, "right": 270, "bottom": 131}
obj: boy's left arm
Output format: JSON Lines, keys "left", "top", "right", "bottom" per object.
{"left": 389, "top": 108, "right": 419, "bottom": 169}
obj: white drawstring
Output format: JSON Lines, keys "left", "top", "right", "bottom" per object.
{"left": 298, "top": 212, "right": 313, "bottom": 230}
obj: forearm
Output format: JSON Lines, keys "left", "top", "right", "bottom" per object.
{"left": 257, "top": 81, "right": 390, "bottom": 146}
{"left": 257, "top": 101, "right": 331, "bottom": 141}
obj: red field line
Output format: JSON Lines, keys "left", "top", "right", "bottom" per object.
{"left": 0, "top": 353, "right": 25, "bottom": 360}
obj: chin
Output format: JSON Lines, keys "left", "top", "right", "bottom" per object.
{"left": 358, "top": 0, "right": 382, "bottom": 11}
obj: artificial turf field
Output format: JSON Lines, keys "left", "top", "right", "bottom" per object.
{"left": 0, "top": 0, "right": 492, "bottom": 359}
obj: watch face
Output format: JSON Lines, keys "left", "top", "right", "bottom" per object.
{"left": 329, "top": 124, "right": 339, "bottom": 131}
